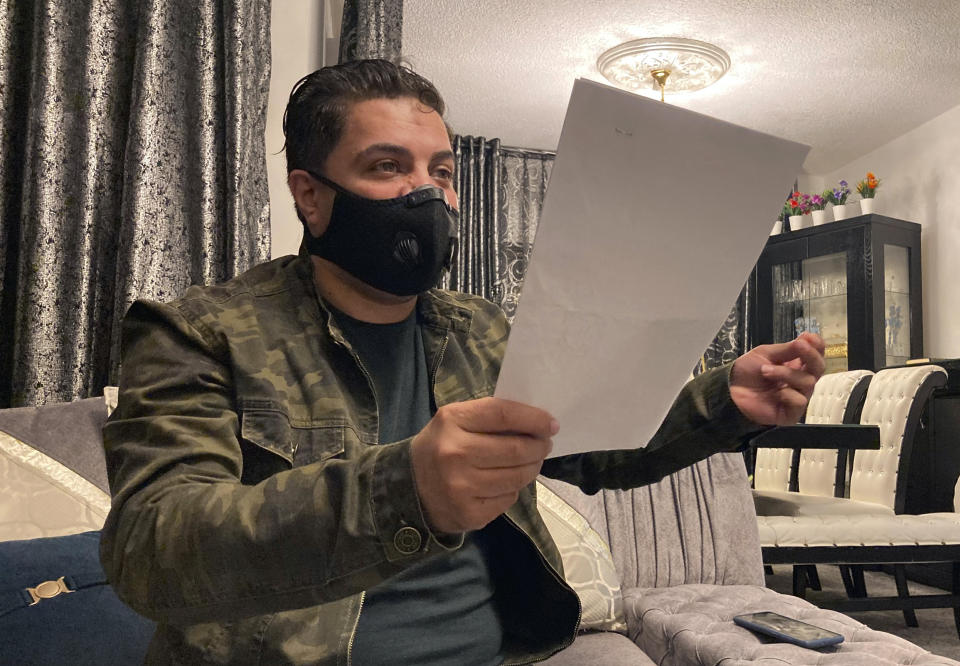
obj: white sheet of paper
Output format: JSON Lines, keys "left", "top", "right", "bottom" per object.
{"left": 494, "top": 79, "right": 809, "bottom": 458}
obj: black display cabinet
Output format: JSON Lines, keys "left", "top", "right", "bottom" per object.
{"left": 751, "top": 214, "right": 922, "bottom": 372}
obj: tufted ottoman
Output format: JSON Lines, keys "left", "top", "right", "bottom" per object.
{"left": 627, "top": 584, "right": 960, "bottom": 665}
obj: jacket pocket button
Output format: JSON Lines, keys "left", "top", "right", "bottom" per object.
{"left": 394, "top": 526, "right": 422, "bottom": 554}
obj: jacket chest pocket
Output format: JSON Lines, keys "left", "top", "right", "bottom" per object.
{"left": 291, "top": 425, "right": 345, "bottom": 467}
{"left": 240, "top": 409, "right": 345, "bottom": 468}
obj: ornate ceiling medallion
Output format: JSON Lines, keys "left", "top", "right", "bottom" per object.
{"left": 597, "top": 37, "right": 731, "bottom": 96}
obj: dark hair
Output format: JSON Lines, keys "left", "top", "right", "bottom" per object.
{"left": 283, "top": 59, "right": 448, "bottom": 174}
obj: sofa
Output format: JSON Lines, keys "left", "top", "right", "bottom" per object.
{"left": 1, "top": 393, "right": 958, "bottom": 664}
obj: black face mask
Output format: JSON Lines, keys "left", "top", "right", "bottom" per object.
{"left": 302, "top": 171, "right": 459, "bottom": 297}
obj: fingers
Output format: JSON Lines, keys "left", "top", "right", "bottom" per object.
{"left": 450, "top": 397, "right": 559, "bottom": 439}
{"left": 797, "top": 331, "right": 825, "bottom": 355}
{"left": 411, "top": 398, "right": 558, "bottom": 533}
{"left": 763, "top": 335, "right": 825, "bottom": 379}
{"left": 471, "top": 461, "right": 543, "bottom": 498}
{"left": 467, "top": 433, "right": 553, "bottom": 468}
{"left": 761, "top": 363, "right": 817, "bottom": 398}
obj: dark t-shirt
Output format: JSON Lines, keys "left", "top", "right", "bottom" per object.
{"left": 331, "top": 306, "right": 503, "bottom": 665}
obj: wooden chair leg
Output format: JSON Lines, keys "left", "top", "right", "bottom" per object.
{"left": 803, "top": 565, "right": 822, "bottom": 591}
{"left": 850, "top": 565, "right": 868, "bottom": 598}
{"left": 893, "top": 564, "right": 919, "bottom": 627}
{"left": 792, "top": 566, "right": 807, "bottom": 599}
{"left": 840, "top": 565, "right": 857, "bottom": 597}
{"left": 839, "top": 565, "right": 867, "bottom": 598}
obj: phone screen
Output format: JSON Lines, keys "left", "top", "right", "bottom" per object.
{"left": 734, "top": 612, "right": 843, "bottom": 647}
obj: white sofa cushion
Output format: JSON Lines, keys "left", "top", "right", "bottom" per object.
{"left": 757, "top": 513, "right": 960, "bottom": 548}
{"left": 753, "top": 489, "right": 893, "bottom": 517}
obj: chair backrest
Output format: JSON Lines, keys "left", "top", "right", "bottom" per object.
{"left": 753, "top": 369, "right": 872, "bottom": 493}
{"left": 849, "top": 365, "right": 947, "bottom": 512}
{"left": 540, "top": 452, "right": 764, "bottom": 591}
{"left": 797, "top": 369, "right": 873, "bottom": 496}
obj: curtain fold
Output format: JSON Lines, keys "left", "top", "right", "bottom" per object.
{"left": 338, "top": 0, "right": 402, "bottom": 63}
{"left": 698, "top": 285, "right": 750, "bottom": 373}
{"left": 0, "top": 0, "right": 271, "bottom": 408}
{"left": 445, "top": 136, "right": 553, "bottom": 322}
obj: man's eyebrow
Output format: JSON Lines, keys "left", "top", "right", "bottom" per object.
{"left": 354, "top": 144, "right": 455, "bottom": 164}
{"left": 355, "top": 143, "right": 411, "bottom": 162}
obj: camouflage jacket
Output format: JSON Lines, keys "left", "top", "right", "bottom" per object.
{"left": 100, "top": 253, "right": 761, "bottom": 665}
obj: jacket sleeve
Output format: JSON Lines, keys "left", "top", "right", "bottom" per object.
{"left": 540, "top": 363, "right": 765, "bottom": 493}
{"left": 100, "top": 300, "right": 456, "bottom": 625}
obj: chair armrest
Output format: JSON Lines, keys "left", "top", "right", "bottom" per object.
{"left": 750, "top": 424, "right": 880, "bottom": 450}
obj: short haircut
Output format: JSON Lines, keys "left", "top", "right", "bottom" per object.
{"left": 283, "top": 58, "right": 448, "bottom": 174}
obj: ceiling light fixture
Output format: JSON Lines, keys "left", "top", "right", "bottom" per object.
{"left": 597, "top": 37, "right": 731, "bottom": 101}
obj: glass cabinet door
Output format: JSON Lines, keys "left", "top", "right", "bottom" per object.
{"left": 884, "top": 244, "right": 911, "bottom": 366}
{"left": 772, "top": 252, "right": 848, "bottom": 373}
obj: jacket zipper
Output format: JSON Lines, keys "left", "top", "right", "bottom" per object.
{"left": 345, "top": 591, "right": 365, "bottom": 666}
{"left": 335, "top": 332, "right": 375, "bottom": 666}
{"left": 429, "top": 333, "right": 449, "bottom": 400}
{"left": 329, "top": 327, "right": 381, "bottom": 444}
{"left": 353, "top": 355, "right": 380, "bottom": 444}
{"left": 501, "top": 515, "right": 582, "bottom": 665}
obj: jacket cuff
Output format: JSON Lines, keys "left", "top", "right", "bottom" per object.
{"left": 369, "top": 438, "right": 464, "bottom": 562}
{"left": 698, "top": 362, "right": 768, "bottom": 448}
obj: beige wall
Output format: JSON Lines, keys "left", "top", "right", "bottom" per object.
{"left": 812, "top": 103, "right": 960, "bottom": 359}
{"left": 266, "top": 0, "right": 327, "bottom": 259}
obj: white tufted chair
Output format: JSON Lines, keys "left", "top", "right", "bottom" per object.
{"left": 754, "top": 365, "right": 945, "bottom": 518}
{"left": 756, "top": 365, "right": 949, "bottom": 630}
{"left": 753, "top": 369, "right": 872, "bottom": 496}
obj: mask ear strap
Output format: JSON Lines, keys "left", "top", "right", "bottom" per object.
{"left": 304, "top": 169, "right": 352, "bottom": 197}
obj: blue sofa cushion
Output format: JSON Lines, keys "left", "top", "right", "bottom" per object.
{"left": 0, "top": 531, "right": 154, "bottom": 664}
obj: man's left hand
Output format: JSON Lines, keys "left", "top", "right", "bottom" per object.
{"left": 729, "top": 332, "right": 826, "bottom": 425}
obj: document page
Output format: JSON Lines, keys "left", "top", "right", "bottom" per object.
{"left": 494, "top": 78, "right": 809, "bottom": 457}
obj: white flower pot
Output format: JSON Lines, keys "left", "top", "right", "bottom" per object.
{"left": 811, "top": 210, "right": 827, "bottom": 226}
{"left": 788, "top": 215, "right": 803, "bottom": 231}
{"left": 860, "top": 197, "right": 875, "bottom": 214}
{"left": 832, "top": 203, "right": 849, "bottom": 221}
{"left": 771, "top": 220, "right": 782, "bottom": 235}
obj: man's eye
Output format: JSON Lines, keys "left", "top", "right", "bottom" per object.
{"left": 373, "top": 161, "right": 399, "bottom": 173}
{"left": 434, "top": 167, "right": 454, "bottom": 181}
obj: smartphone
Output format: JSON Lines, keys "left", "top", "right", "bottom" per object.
{"left": 734, "top": 612, "right": 844, "bottom": 649}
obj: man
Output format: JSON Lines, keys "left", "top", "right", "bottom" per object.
{"left": 100, "top": 59, "right": 824, "bottom": 664}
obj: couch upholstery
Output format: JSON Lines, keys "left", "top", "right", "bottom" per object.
{"left": 539, "top": 452, "right": 960, "bottom": 664}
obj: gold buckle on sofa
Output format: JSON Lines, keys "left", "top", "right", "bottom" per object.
{"left": 26, "top": 576, "right": 73, "bottom": 606}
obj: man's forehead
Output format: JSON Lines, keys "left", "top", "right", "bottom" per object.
{"left": 340, "top": 97, "right": 449, "bottom": 148}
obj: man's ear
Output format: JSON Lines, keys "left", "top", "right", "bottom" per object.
{"left": 288, "top": 170, "right": 333, "bottom": 237}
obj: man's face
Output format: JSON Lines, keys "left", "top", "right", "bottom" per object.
{"left": 303, "top": 96, "right": 457, "bottom": 238}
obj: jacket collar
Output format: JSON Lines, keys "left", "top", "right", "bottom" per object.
{"left": 291, "top": 251, "right": 474, "bottom": 338}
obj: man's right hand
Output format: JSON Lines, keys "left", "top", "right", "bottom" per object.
{"left": 410, "top": 397, "right": 558, "bottom": 534}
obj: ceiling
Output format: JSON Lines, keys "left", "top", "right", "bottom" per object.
{"left": 404, "top": 0, "right": 960, "bottom": 174}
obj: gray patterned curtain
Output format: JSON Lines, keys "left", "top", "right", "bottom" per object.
{"left": 444, "top": 136, "right": 553, "bottom": 322}
{"left": 338, "top": 0, "right": 402, "bottom": 62}
{"left": 696, "top": 283, "right": 752, "bottom": 374}
{"left": 0, "top": 0, "right": 271, "bottom": 408}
